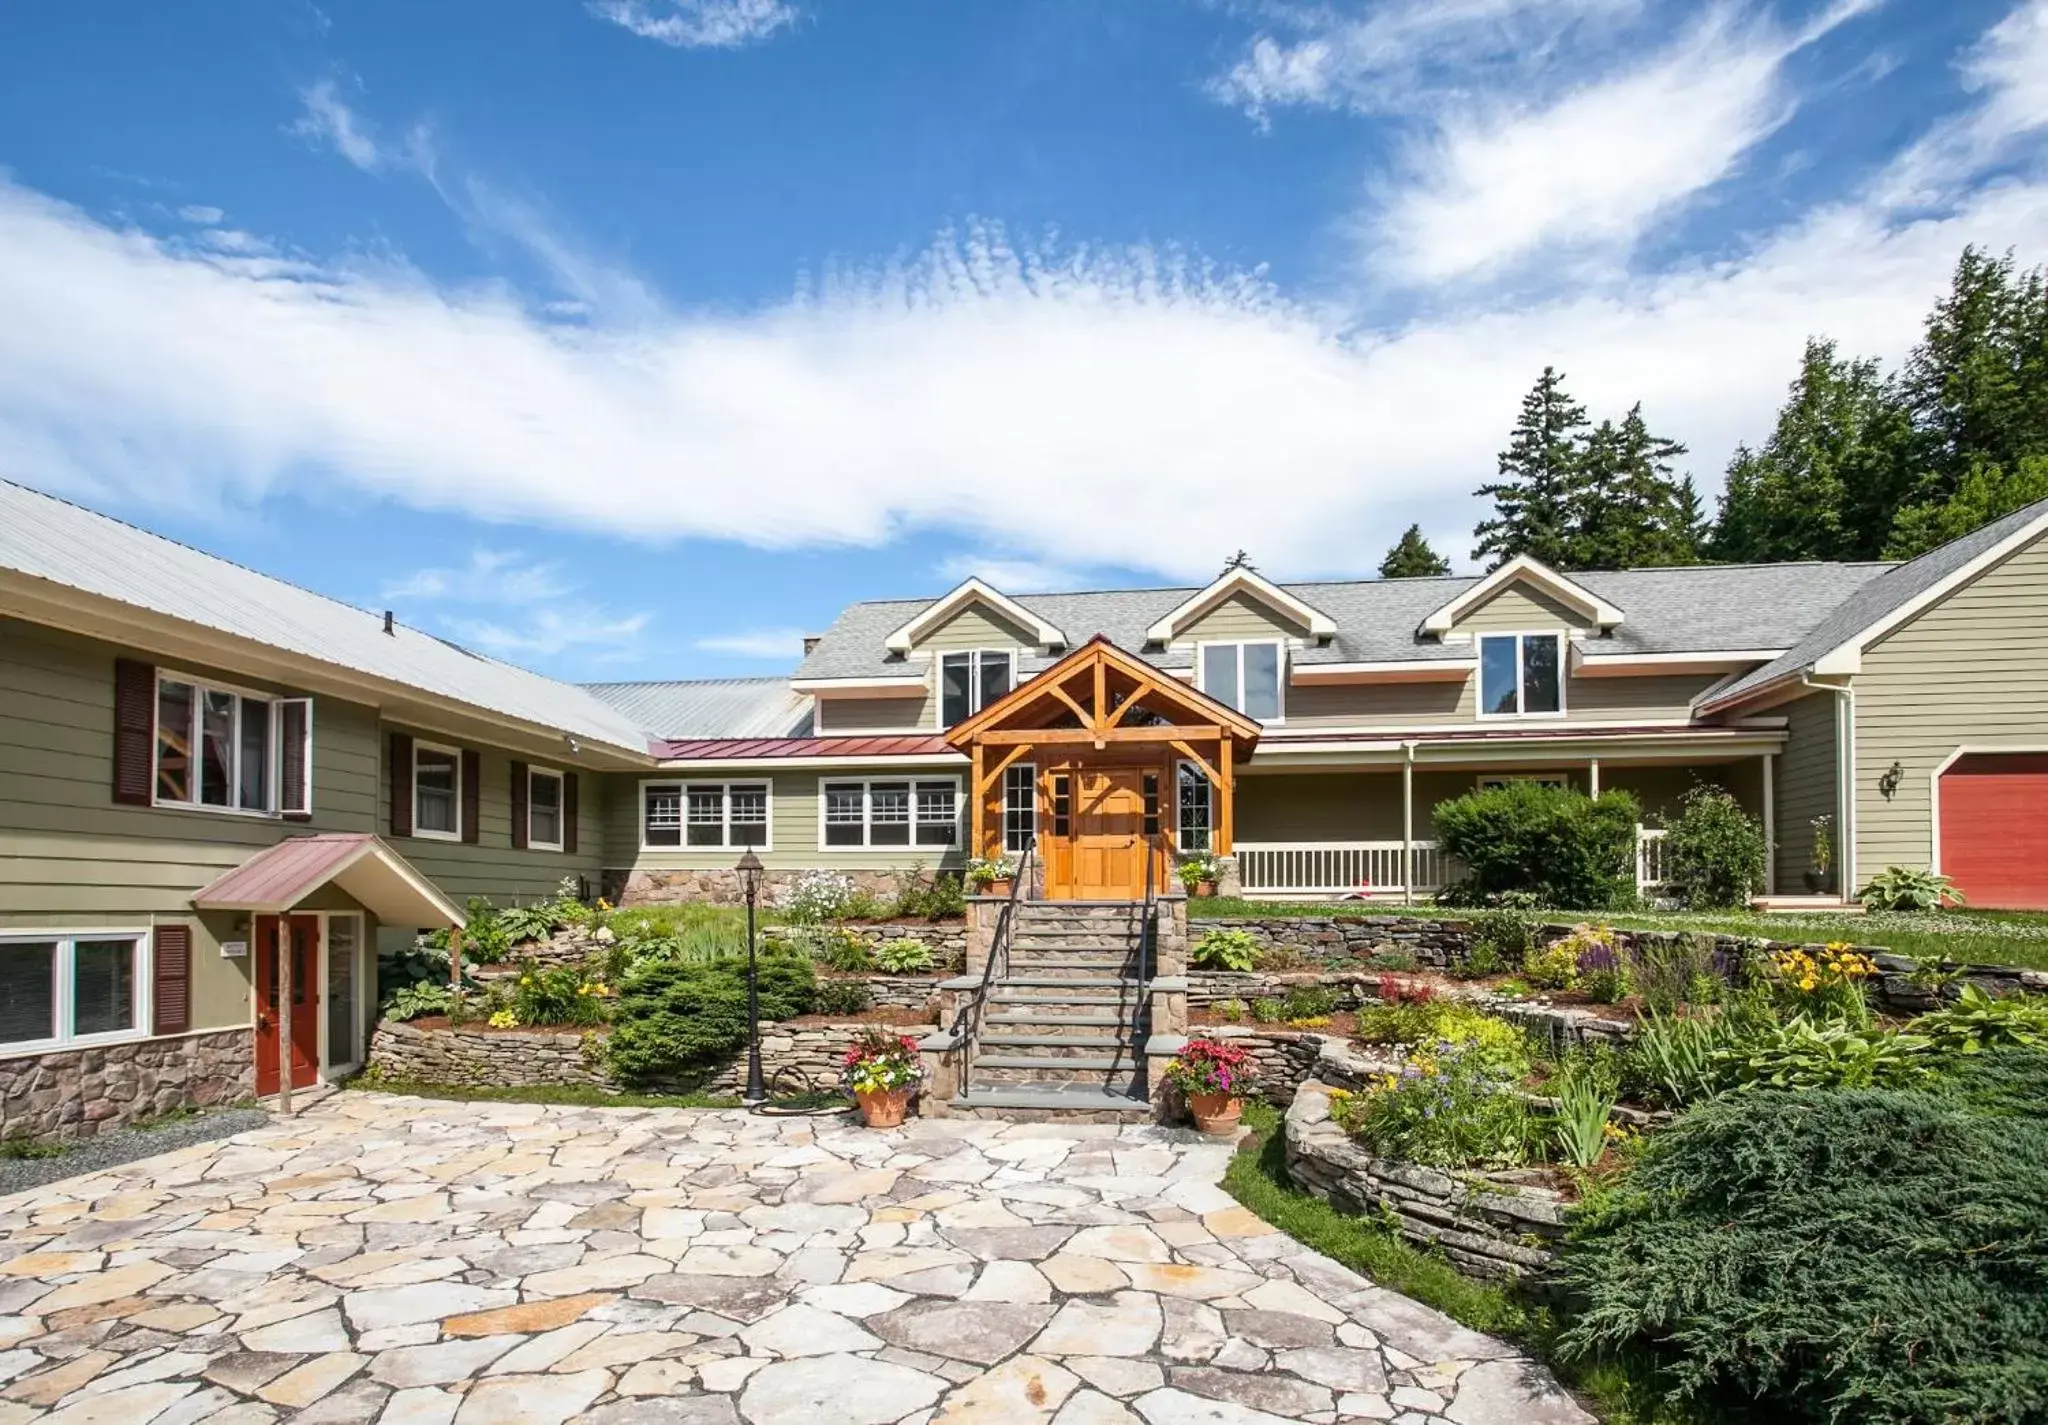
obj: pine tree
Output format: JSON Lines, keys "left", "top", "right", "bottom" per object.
{"left": 1572, "top": 404, "right": 1697, "bottom": 568}
{"left": 1378, "top": 524, "right": 1452, "bottom": 578}
{"left": 1473, "top": 367, "right": 1589, "bottom": 569}
{"left": 1885, "top": 454, "right": 2048, "bottom": 558}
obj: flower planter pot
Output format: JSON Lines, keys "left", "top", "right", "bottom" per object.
{"left": 854, "top": 1087, "right": 912, "bottom": 1128}
{"left": 984, "top": 879, "right": 1014, "bottom": 898}
{"left": 1186, "top": 1091, "right": 1243, "bottom": 1136}
{"left": 1192, "top": 881, "right": 1217, "bottom": 899}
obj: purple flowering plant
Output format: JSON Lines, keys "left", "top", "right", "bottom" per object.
{"left": 1163, "top": 1038, "right": 1257, "bottom": 1098}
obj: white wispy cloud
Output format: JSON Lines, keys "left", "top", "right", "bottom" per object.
{"left": 935, "top": 554, "right": 1097, "bottom": 593}
{"left": 384, "top": 550, "right": 645, "bottom": 662}
{"left": 694, "top": 627, "right": 809, "bottom": 659}
{"left": 450, "top": 607, "right": 651, "bottom": 659}
{"left": 588, "top": 0, "right": 798, "bottom": 50}
{"left": 289, "top": 78, "right": 391, "bottom": 172}
{"left": 1881, "top": 0, "right": 2048, "bottom": 206}
{"left": 0, "top": 8, "right": 2043, "bottom": 582}
{"left": 383, "top": 548, "right": 572, "bottom": 605}
{"left": 177, "top": 204, "right": 225, "bottom": 224}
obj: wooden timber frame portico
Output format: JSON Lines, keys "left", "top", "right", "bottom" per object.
{"left": 944, "top": 636, "right": 1262, "bottom": 900}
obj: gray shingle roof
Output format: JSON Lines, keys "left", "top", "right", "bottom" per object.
{"left": 794, "top": 561, "right": 1898, "bottom": 682}
{"left": 1707, "top": 495, "right": 2048, "bottom": 708}
{"left": 0, "top": 480, "right": 654, "bottom": 753}
{"left": 582, "top": 678, "right": 813, "bottom": 739}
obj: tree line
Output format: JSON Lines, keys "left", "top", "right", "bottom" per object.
{"left": 1376, "top": 246, "right": 2048, "bottom": 578}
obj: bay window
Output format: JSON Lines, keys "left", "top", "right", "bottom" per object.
{"left": 940, "top": 650, "right": 1013, "bottom": 726}
{"left": 1198, "top": 642, "right": 1282, "bottom": 721}
{"left": 1, "top": 933, "right": 146, "bottom": 1053}
{"left": 823, "top": 778, "right": 959, "bottom": 848}
{"left": 1478, "top": 633, "right": 1564, "bottom": 717}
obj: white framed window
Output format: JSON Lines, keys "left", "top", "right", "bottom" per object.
{"left": 413, "top": 741, "right": 462, "bottom": 841}
{"left": 153, "top": 673, "right": 311, "bottom": 816}
{"left": 0, "top": 931, "right": 149, "bottom": 1056}
{"left": 528, "top": 767, "right": 565, "bottom": 852}
{"left": 1478, "top": 633, "right": 1565, "bottom": 718}
{"left": 641, "top": 781, "right": 770, "bottom": 850}
{"left": 939, "top": 650, "right": 1014, "bottom": 727}
{"left": 1477, "top": 773, "right": 1569, "bottom": 792}
{"left": 821, "top": 777, "right": 960, "bottom": 849}
{"left": 1176, "top": 761, "right": 1214, "bottom": 852}
{"left": 1003, "top": 762, "right": 1037, "bottom": 854}
{"left": 1197, "top": 641, "right": 1283, "bottom": 722}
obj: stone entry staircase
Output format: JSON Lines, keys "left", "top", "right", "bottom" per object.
{"left": 953, "top": 901, "right": 1157, "bottom": 1118}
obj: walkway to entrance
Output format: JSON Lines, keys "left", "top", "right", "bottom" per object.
{"left": 0, "top": 1094, "right": 1591, "bottom": 1424}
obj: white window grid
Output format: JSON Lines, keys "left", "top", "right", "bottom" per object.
{"left": 0, "top": 930, "right": 151, "bottom": 1058}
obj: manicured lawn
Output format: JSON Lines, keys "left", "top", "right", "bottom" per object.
{"left": 1191, "top": 897, "right": 2048, "bottom": 972}
{"left": 345, "top": 1072, "right": 741, "bottom": 1110}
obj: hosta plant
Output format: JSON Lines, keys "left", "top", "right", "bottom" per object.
{"left": 1712, "top": 1014, "right": 1933, "bottom": 1092}
{"left": 1912, "top": 984, "right": 2048, "bottom": 1055}
{"left": 1192, "top": 928, "right": 1260, "bottom": 973}
{"left": 1859, "top": 864, "right": 1965, "bottom": 912}
{"left": 841, "top": 1028, "right": 923, "bottom": 1096}
{"left": 875, "top": 938, "right": 934, "bottom": 973}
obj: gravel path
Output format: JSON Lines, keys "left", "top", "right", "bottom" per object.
{"left": 0, "top": 1106, "right": 270, "bottom": 1196}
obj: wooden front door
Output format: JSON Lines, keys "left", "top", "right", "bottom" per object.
{"left": 255, "top": 914, "right": 321, "bottom": 1095}
{"left": 1046, "top": 767, "right": 1161, "bottom": 900}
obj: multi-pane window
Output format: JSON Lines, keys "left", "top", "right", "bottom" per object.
{"left": 414, "top": 744, "right": 461, "bottom": 839}
{"left": 1176, "top": 762, "right": 1213, "bottom": 852}
{"left": 939, "top": 650, "right": 1014, "bottom": 726}
{"left": 1049, "top": 774, "right": 1072, "bottom": 838}
{"left": 1143, "top": 771, "right": 1161, "bottom": 837}
{"left": 529, "top": 769, "right": 564, "bottom": 851}
{"left": 823, "top": 779, "right": 959, "bottom": 848}
{"left": 641, "top": 782, "right": 768, "bottom": 849}
{"left": 1003, "top": 763, "right": 1037, "bottom": 853}
{"left": 1198, "top": 642, "right": 1282, "bottom": 721}
{"left": 1478, "top": 633, "right": 1564, "bottom": 717}
{"left": 154, "top": 674, "right": 307, "bottom": 814}
{"left": 1477, "top": 773, "right": 1567, "bottom": 792}
{"left": 0, "top": 933, "right": 145, "bottom": 1052}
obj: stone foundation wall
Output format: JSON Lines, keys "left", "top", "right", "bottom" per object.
{"left": 369, "top": 1019, "right": 609, "bottom": 1089}
{"left": 1285, "top": 1079, "right": 1568, "bottom": 1281}
{"left": 852, "top": 974, "right": 945, "bottom": 1015}
{"left": 0, "top": 1028, "right": 253, "bottom": 1144}
{"left": 702, "top": 1020, "right": 903, "bottom": 1097}
{"left": 614, "top": 867, "right": 928, "bottom": 907}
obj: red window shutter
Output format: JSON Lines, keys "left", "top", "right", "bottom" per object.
{"left": 278, "top": 698, "right": 314, "bottom": 820}
{"left": 113, "top": 659, "right": 155, "bottom": 806}
{"left": 564, "top": 773, "right": 580, "bottom": 855}
{"left": 462, "top": 750, "right": 481, "bottom": 844}
{"left": 152, "top": 924, "right": 191, "bottom": 1035}
{"left": 510, "top": 760, "right": 530, "bottom": 850}
{"left": 389, "top": 732, "right": 414, "bottom": 837}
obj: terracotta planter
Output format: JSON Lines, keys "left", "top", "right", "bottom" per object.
{"left": 1193, "top": 880, "right": 1218, "bottom": 898}
{"left": 984, "top": 878, "right": 1014, "bottom": 898}
{"left": 1186, "top": 1091, "right": 1243, "bottom": 1136}
{"left": 855, "top": 1087, "right": 912, "bottom": 1129}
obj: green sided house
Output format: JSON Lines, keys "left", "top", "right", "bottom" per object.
{"left": 3, "top": 479, "right": 2048, "bottom": 1133}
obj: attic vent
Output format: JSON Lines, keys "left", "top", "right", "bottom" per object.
{"left": 802, "top": 635, "right": 823, "bottom": 655}
{"left": 383, "top": 610, "right": 395, "bottom": 636}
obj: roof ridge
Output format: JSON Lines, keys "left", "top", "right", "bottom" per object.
{"left": 581, "top": 675, "right": 792, "bottom": 690}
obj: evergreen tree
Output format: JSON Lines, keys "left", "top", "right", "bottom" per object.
{"left": 1901, "top": 246, "right": 2048, "bottom": 489}
{"left": 1885, "top": 454, "right": 2048, "bottom": 558}
{"left": 1708, "top": 338, "right": 1915, "bottom": 563}
{"left": 1472, "top": 367, "right": 1589, "bottom": 569}
{"left": 1378, "top": 524, "right": 1452, "bottom": 578}
{"left": 1572, "top": 404, "right": 1698, "bottom": 568}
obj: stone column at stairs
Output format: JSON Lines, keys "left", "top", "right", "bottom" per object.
{"left": 964, "top": 895, "right": 1006, "bottom": 977}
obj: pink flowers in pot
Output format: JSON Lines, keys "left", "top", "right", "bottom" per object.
{"left": 1162, "top": 1037, "right": 1257, "bottom": 1098}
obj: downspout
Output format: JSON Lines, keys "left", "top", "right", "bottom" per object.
{"left": 1803, "top": 672, "right": 1856, "bottom": 903}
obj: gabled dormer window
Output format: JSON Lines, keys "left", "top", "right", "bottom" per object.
{"left": 1198, "top": 641, "right": 1282, "bottom": 722}
{"left": 1478, "top": 633, "right": 1564, "bottom": 717}
{"left": 940, "top": 650, "right": 1013, "bottom": 726}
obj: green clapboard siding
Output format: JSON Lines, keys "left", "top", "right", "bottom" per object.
{"left": 1177, "top": 591, "right": 1308, "bottom": 642}
{"left": 1774, "top": 691, "right": 1840, "bottom": 891}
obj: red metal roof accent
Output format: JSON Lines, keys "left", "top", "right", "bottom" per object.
{"left": 193, "top": 834, "right": 379, "bottom": 909}
{"left": 1257, "top": 723, "right": 1778, "bottom": 747}
{"left": 654, "top": 734, "right": 958, "bottom": 761}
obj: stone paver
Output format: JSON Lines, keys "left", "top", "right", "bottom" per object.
{"left": 0, "top": 1094, "right": 1590, "bottom": 1422}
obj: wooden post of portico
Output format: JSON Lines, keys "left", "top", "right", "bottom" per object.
{"left": 1216, "top": 735, "right": 1234, "bottom": 856}
{"left": 1401, "top": 742, "right": 1415, "bottom": 906}
{"left": 971, "top": 742, "right": 986, "bottom": 859}
{"left": 276, "top": 906, "right": 294, "bottom": 1118}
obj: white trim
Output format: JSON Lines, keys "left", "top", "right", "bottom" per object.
{"left": 411, "top": 739, "right": 464, "bottom": 842}
{"left": 1194, "top": 639, "right": 1287, "bottom": 724}
{"left": 934, "top": 648, "right": 1017, "bottom": 730}
{"left": 1419, "top": 554, "right": 1626, "bottom": 636}
{"left": 1574, "top": 648, "right": 1784, "bottom": 677}
{"left": 638, "top": 778, "right": 774, "bottom": 853}
{"left": 1144, "top": 567, "right": 1338, "bottom": 643}
{"left": 1001, "top": 760, "right": 1038, "bottom": 855}
{"left": 790, "top": 676, "right": 929, "bottom": 695}
{"left": 0, "top": 928, "right": 152, "bottom": 1060}
{"left": 654, "top": 752, "right": 968, "bottom": 772}
{"left": 1474, "top": 631, "right": 1567, "bottom": 720}
{"left": 151, "top": 669, "right": 287, "bottom": 819}
{"left": 1175, "top": 759, "right": 1214, "bottom": 853}
{"left": 527, "top": 764, "right": 566, "bottom": 854}
{"left": 885, "top": 578, "right": 1066, "bottom": 654}
{"left": 1927, "top": 743, "right": 2048, "bottom": 876}
{"left": 1762, "top": 751, "right": 1776, "bottom": 895}
{"left": 1289, "top": 659, "right": 1473, "bottom": 685}
{"left": 318, "top": 910, "right": 366, "bottom": 1081}
{"left": 817, "top": 774, "right": 964, "bottom": 853}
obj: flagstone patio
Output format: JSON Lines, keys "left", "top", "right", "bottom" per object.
{"left": 0, "top": 1095, "right": 1592, "bottom": 1424}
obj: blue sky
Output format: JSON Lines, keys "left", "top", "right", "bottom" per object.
{"left": 1, "top": 0, "right": 2044, "bottom": 682}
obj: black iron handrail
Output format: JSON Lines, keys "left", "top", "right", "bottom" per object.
{"left": 953, "top": 835, "right": 1034, "bottom": 1099}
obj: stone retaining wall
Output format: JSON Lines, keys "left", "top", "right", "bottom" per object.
{"left": 1285, "top": 1078, "right": 1569, "bottom": 1282}
{"left": 368, "top": 1019, "right": 609, "bottom": 1089}
{"left": 1, "top": 1028, "right": 253, "bottom": 1143}
{"left": 613, "top": 867, "right": 929, "bottom": 907}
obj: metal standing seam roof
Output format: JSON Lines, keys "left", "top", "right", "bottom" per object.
{"left": 653, "top": 734, "right": 957, "bottom": 761}
{"left": 190, "top": 832, "right": 464, "bottom": 924}
{"left": 792, "top": 561, "right": 1899, "bottom": 683}
{"left": 1708, "top": 495, "right": 2048, "bottom": 708}
{"left": 582, "top": 678, "right": 814, "bottom": 740}
{"left": 0, "top": 480, "right": 655, "bottom": 754}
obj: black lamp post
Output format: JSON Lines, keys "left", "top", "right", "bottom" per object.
{"left": 736, "top": 848, "right": 766, "bottom": 1103}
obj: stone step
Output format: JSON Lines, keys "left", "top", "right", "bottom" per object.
{"left": 1000, "top": 963, "right": 1135, "bottom": 980}
{"left": 983, "top": 1009, "right": 1130, "bottom": 1030}
{"left": 979, "top": 1031, "right": 1133, "bottom": 1052}
{"left": 995, "top": 974, "right": 1139, "bottom": 991}
{"left": 1011, "top": 934, "right": 1143, "bottom": 951}
{"left": 989, "top": 987, "right": 1133, "bottom": 1005}
{"left": 1009, "top": 941, "right": 1139, "bottom": 956}
{"left": 970, "top": 1059, "right": 1142, "bottom": 1090}
{"left": 951, "top": 1085, "right": 1153, "bottom": 1119}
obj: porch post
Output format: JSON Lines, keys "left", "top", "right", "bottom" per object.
{"left": 1216, "top": 737, "right": 1234, "bottom": 855}
{"left": 1589, "top": 757, "right": 1601, "bottom": 797}
{"left": 1401, "top": 746, "right": 1415, "bottom": 907}
{"left": 1762, "top": 752, "right": 1777, "bottom": 896}
{"left": 971, "top": 742, "right": 986, "bottom": 858}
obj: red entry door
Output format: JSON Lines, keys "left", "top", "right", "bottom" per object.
{"left": 255, "top": 914, "right": 322, "bottom": 1094}
{"left": 1940, "top": 754, "right": 2048, "bottom": 910}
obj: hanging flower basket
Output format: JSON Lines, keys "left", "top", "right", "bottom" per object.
{"left": 842, "top": 1027, "right": 923, "bottom": 1128}
{"left": 1163, "top": 1037, "right": 1257, "bottom": 1136}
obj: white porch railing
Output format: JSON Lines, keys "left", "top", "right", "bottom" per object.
{"left": 1235, "top": 841, "right": 1457, "bottom": 899}
{"left": 1238, "top": 828, "right": 1673, "bottom": 899}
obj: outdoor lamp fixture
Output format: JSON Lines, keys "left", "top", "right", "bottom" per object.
{"left": 736, "top": 848, "right": 767, "bottom": 1104}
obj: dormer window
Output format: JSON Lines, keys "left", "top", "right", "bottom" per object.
{"left": 1199, "top": 641, "right": 1282, "bottom": 722}
{"left": 940, "top": 650, "right": 1013, "bottom": 726}
{"left": 1478, "top": 633, "right": 1564, "bottom": 717}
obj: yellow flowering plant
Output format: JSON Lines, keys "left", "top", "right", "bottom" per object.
{"left": 1767, "top": 942, "right": 1876, "bottom": 1024}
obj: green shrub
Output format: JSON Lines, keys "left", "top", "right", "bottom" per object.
{"left": 509, "top": 962, "right": 608, "bottom": 1028}
{"left": 813, "top": 979, "right": 874, "bottom": 1016}
{"left": 1211, "top": 998, "right": 1248, "bottom": 1023}
{"left": 1522, "top": 938, "right": 1580, "bottom": 992}
{"left": 1353, "top": 1001, "right": 1530, "bottom": 1076}
{"left": 1860, "top": 864, "right": 1966, "bottom": 912}
{"left": 384, "top": 981, "right": 453, "bottom": 1022}
{"left": 1662, "top": 786, "right": 1768, "bottom": 909}
{"left": 1282, "top": 985, "right": 1338, "bottom": 1019}
{"left": 891, "top": 863, "right": 967, "bottom": 920}
{"left": 1332, "top": 1051, "right": 1535, "bottom": 1169}
{"left": 1713, "top": 1014, "right": 1934, "bottom": 1092}
{"left": 1456, "top": 908, "right": 1535, "bottom": 978}
{"left": 1946, "top": 1045, "right": 2048, "bottom": 1118}
{"left": 812, "top": 929, "right": 874, "bottom": 973}
{"left": 875, "top": 938, "right": 934, "bottom": 973}
{"left": 607, "top": 952, "right": 816, "bottom": 1085}
{"left": 1560, "top": 1086, "right": 2048, "bottom": 1422}
{"left": 1192, "top": 928, "right": 1261, "bottom": 972}
{"left": 1432, "top": 782, "right": 1642, "bottom": 910}
{"left": 1249, "top": 997, "right": 1284, "bottom": 1023}
{"left": 1633, "top": 932, "right": 1727, "bottom": 1015}
{"left": 1367, "top": 948, "right": 1417, "bottom": 972}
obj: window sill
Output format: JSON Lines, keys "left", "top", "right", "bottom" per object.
{"left": 0, "top": 1028, "right": 149, "bottom": 1061}
{"left": 410, "top": 828, "right": 463, "bottom": 843}
{"left": 528, "top": 841, "right": 565, "bottom": 854}
{"left": 151, "top": 800, "right": 280, "bottom": 821}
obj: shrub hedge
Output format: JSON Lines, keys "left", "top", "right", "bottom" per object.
{"left": 1433, "top": 782, "right": 1641, "bottom": 910}
{"left": 606, "top": 951, "right": 816, "bottom": 1086}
